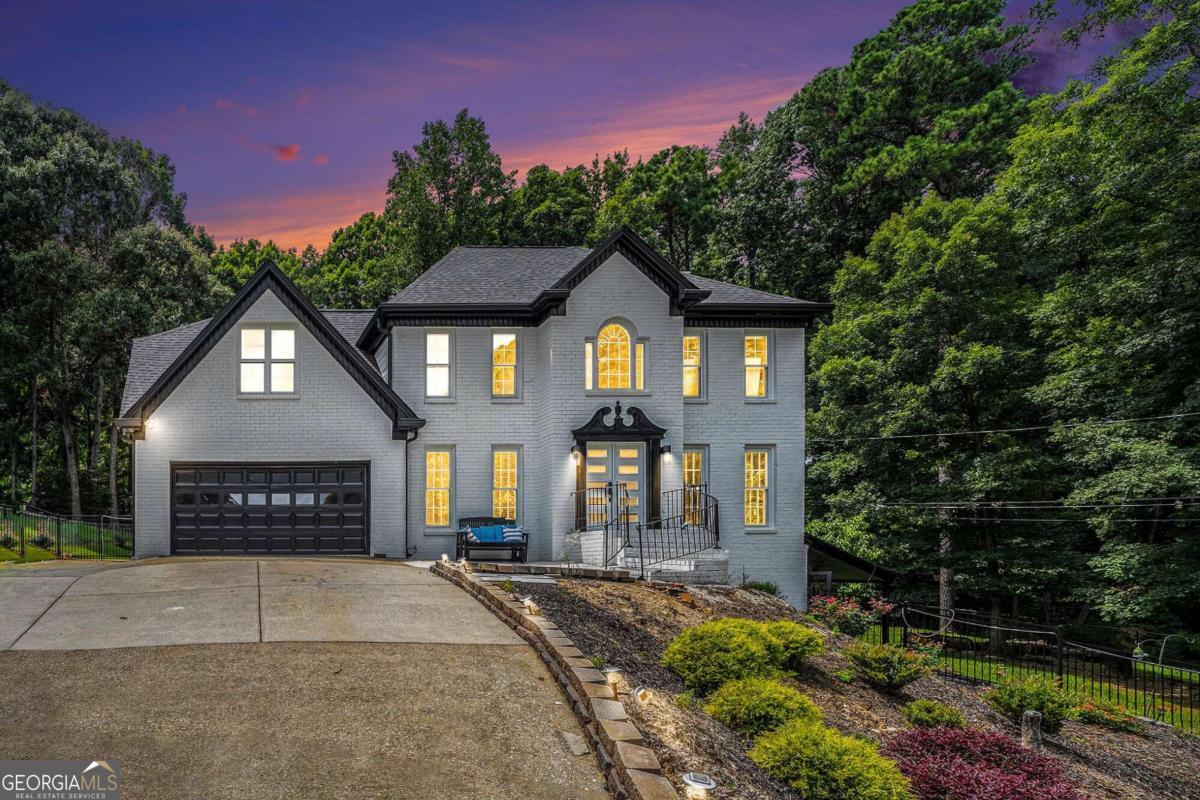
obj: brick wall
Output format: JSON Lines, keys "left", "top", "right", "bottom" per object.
{"left": 133, "top": 290, "right": 408, "bottom": 557}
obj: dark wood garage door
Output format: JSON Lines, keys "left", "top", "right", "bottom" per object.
{"left": 171, "top": 463, "right": 368, "bottom": 554}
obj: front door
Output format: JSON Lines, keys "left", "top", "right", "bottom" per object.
{"left": 584, "top": 442, "right": 644, "bottom": 525}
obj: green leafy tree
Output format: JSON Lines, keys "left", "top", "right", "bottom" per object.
{"left": 593, "top": 145, "right": 719, "bottom": 271}
{"left": 1014, "top": 0, "right": 1200, "bottom": 624}
{"left": 315, "top": 212, "right": 422, "bottom": 308}
{"left": 505, "top": 164, "right": 595, "bottom": 245}
{"left": 385, "top": 108, "right": 514, "bottom": 270}
{"left": 766, "top": 0, "right": 1035, "bottom": 297}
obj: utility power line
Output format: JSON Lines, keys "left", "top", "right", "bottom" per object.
{"left": 874, "top": 497, "right": 1198, "bottom": 510}
{"left": 937, "top": 516, "right": 1200, "bottom": 524}
{"left": 809, "top": 410, "right": 1200, "bottom": 445}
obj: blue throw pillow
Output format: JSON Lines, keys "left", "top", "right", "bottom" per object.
{"left": 473, "top": 525, "right": 505, "bottom": 543}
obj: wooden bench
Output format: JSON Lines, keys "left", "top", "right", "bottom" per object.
{"left": 455, "top": 516, "right": 527, "bottom": 563}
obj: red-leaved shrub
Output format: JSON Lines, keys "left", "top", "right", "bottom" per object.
{"left": 882, "top": 726, "right": 1086, "bottom": 800}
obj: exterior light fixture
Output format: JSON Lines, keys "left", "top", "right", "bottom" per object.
{"left": 660, "top": 444, "right": 672, "bottom": 456}
{"left": 570, "top": 444, "right": 581, "bottom": 463}
{"left": 601, "top": 666, "right": 622, "bottom": 688}
{"left": 440, "top": 553, "right": 450, "bottom": 562}
{"left": 632, "top": 686, "right": 651, "bottom": 705}
{"left": 681, "top": 772, "right": 717, "bottom": 799}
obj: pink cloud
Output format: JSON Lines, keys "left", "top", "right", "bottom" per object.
{"left": 194, "top": 182, "right": 383, "bottom": 251}
{"left": 296, "top": 89, "right": 311, "bottom": 108}
{"left": 272, "top": 144, "right": 301, "bottom": 162}
{"left": 213, "top": 97, "right": 262, "bottom": 117}
{"left": 312, "top": 153, "right": 330, "bottom": 166}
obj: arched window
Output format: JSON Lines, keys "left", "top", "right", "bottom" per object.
{"left": 597, "top": 323, "right": 631, "bottom": 389}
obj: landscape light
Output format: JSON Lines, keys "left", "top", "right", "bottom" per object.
{"left": 681, "top": 772, "right": 717, "bottom": 799}
{"left": 632, "top": 686, "right": 651, "bottom": 705}
{"left": 601, "top": 666, "right": 622, "bottom": 688}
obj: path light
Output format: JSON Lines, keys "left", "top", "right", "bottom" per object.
{"left": 519, "top": 596, "right": 541, "bottom": 615}
{"left": 632, "top": 686, "right": 651, "bottom": 705}
{"left": 681, "top": 772, "right": 717, "bottom": 799}
{"left": 440, "top": 553, "right": 450, "bottom": 562}
{"left": 601, "top": 666, "right": 622, "bottom": 688}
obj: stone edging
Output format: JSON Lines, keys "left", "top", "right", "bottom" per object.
{"left": 431, "top": 560, "right": 679, "bottom": 800}
{"left": 464, "top": 560, "right": 633, "bottom": 581}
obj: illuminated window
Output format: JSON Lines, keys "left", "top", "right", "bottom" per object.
{"left": 597, "top": 323, "right": 631, "bottom": 389}
{"left": 240, "top": 326, "right": 294, "bottom": 394}
{"left": 682, "top": 335, "right": 701, "bottom": 398}
{"left": 745, "top": 335, "right": 768, "bottom": 398}
{"left": 744, "top": 449, "right": 770, "bottom": 527}
{"left": 426, "top": 331, "right": 452, "bottom": 398}
{"left": 492, "top": 449, "right": 519, "bottom": 521}
{"left": 425, "top": 449, "right": 452, "bottom": 527}
{"left": 492, "top": 332, "right": 517, "bottom": 397}
{"left": 584, "top": 341, "right": 594, "bottom": 390}
{"left": 683, "top": 447, "right": 706, "bottom": 524}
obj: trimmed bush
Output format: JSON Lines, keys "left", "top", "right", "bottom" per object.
{"left": 984, "top": 673, "right": 1077, "bottom": 734}
{"left": 902, "top": 699, "right": 965, "bottom": 729}
{"left": 660, "top": 618, "right": 782, "bottom": 693}
{"left": 0, "top": 534, "right": 18, "bottom": 550}
{"left": 750, "top": 719, "right": 914, "bottom": 800}
{"left": 846, "top": 643, "right": 936, "bottom": 693}
{"left": 883, "top": 726, "right": 1085, "bottom": 800}
{"left": 764, "top": 619, "right": 825, "bottom": 671}
{"left": 1074, "top": 697, "right": 1141, "bottom": 732}
{"left": 743, "top": 580, "right": 781, "bottom": 596}
{"left": 704, "top": 677, "right": 822, "bottom": 736}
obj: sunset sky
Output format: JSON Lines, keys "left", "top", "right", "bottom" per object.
{"left": 1, "top": 1, "right": 1124, "bottom": 251}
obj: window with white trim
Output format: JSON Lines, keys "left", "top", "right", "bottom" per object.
{"left": 492, "top": 332, "right": 518, "bottom": 397}
{"left": 585, "top": 321, "right": 646, "bottom": 392}
{"left": 425, "top": 448, "right": 453, "bottom": 527}
{"left": 425, "top": 331, "right": 453, "bottom": 399}
{"left": 744, "top": 334, "right": 769, "bottom": 398}
{"left": 240, "top": 326, "right": 295, "bottom": 394}
{"left": 492, "top": 448, "right": 519, "bottom": 521}
{"left": 682, "top": 333, "right": 702, "bottom": 398}
{"left": 744, "top": 447, "right": 772, "bottom": 527}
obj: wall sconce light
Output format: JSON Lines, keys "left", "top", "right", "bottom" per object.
{"left": 570, "top": 444, "right": 581, "bottom": 463}
{"left": 660, "top": 444, "right": 672, "bottom": 456}
{"left": 681, "top": 772, "right": 718, "bottom": 799}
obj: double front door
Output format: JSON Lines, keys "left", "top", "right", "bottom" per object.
{"left": 584, "top": 442, "right": 644, "bottom": 526}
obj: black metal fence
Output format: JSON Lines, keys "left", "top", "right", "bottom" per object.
{"left": 0, "top": 505, "right": 134, "bottom": 561}
{"left": 886, "top": 604, "right": 1199, "bottom": 734}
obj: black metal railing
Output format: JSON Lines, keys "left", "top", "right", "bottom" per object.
{"left": 570, "top": 483, "right": 631, "bottom": 567}
{"left": 0, "top": 505, "right": 134, "bottom": 562}
{"left": 882, "top": 604, "right": 1199, "bottom": 734}
{"left": 630, "top": 489, "right": 720, "bottom": 578}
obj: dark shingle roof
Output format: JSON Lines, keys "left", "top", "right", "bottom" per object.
{"left": 387, "top": 246, "right": 589, "bottom": 305}
{"left": 120, "top": 310, "right": 377, "bottom": 417}
{"left": 385, "top": 245, "right": 823, "bottom": 308}
{"left": 683, "top": 273, "right": 824, "bottom": 307}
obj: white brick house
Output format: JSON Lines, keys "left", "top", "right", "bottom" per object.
{"left": 118, "top": 228, "right": 830, "bottom": 602}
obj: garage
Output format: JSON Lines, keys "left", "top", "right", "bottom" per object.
{"left": 171, "top": 463, "right": 368, "bottom": 554}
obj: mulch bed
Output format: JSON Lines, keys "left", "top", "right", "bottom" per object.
{"left": 520, "top": 579, "right": 1200, "bottom": 800}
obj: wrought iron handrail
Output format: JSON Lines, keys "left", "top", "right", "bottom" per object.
{"left": 631, "top": 489, "right": 720, "bottom": 578}
{"left": 570, "top": 483, "right": 632, "bottom": 567}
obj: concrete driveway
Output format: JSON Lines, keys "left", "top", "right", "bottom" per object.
{"left": 0, "top": 559, "right": 609, "bottom": 799}
{"left": 1, "top": 557, "right": 521, "bottom": 650}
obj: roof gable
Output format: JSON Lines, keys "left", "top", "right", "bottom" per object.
{"left": 118, "top": 261, "right": 423, "bottom": 439}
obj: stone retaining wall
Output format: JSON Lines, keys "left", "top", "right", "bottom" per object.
{"left": 431, "top": 560, "right": 680, "bottom": 800}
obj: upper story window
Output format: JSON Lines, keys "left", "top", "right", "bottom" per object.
{"left": 240, "top": 326, "right": 295, "bottom": 394}
{"left": 492, "top": 332, "right": 518, "bottom": 397}
{"left": 425, "top": 330, "right": 453, "bottom": 399}
{"left": 682, "top": 334, "right": 702, "bottom": 398}
{"left": 586, "top": 321, "right": 645, "bottom": 392}
{"left": 744, "top": 334, "right": 769, "bottom": 398}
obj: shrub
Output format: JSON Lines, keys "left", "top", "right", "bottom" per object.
{"left": 704, "top": 677, "right": 822, "bottom": 736}
{"left": 750, "top": 719, "right": 914, "bottom": 800}
{"left": 846, "top": 643, "right": 936, "bottom": 693}
{"left": 499, "top": 579, "right": 515, "bottom": 592}
{"left": 809, "top": 595, "right": 876, "bottom": 637}
{"left": 984, "top": 673, "right": 1077, "bottom": 734}
{"left": 763, "top": 620, "right": 825, "bottom": 671}
{"left": 835, "top": 669, "right": 856, "bottom": 683}
{"left": 1074, "top": 697, "right": 1141, "bottom": 732}
{"left": 31, "top": 534, "right": 52, "bottom": 549}
{"left": 883, "top": 726, "right": 1085, "bottom": 800}
{"left": 743, "top": 580, "right": 781, "bottom": 596}
{"left": 590, "top": 654, "right": 606, "bottom": 670}
{"left": 0, "top": 534, "right": 18, "bottom": 550}
{"left": 661, "top": 618, "right": 782, "bottom": 693}
{"left": 902, "top": 700, "right": 965, "bottom": 729}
